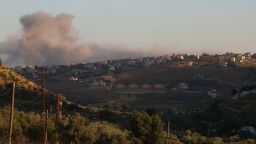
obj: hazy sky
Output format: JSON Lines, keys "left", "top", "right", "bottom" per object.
{"left": 0, "top": 0, "right": 256, "bottom": 54}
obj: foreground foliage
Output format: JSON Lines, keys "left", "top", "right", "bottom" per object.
{"left": 0, "top": 107, "right": 255, "bottom": 144}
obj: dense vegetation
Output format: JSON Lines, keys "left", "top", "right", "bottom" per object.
{"left": 0, "top": 107, "right": 255, "bottom": 144}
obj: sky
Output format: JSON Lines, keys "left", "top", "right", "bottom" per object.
{"left": 0, "top": 0, "right": 256, "bottom": 54}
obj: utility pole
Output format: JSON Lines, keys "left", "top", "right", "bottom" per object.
{"left": 55, "top": 94, "right": 61, "bottom": 123}
{"left": 40, "top": 67, "right": 47, "bottom": 144}
{"left": 8, "top": 82, "right": 15, "bottom": 144}
{"left": 40, "top": 67, "right": 45, "bottom": 121}
{"left": 55, "top": 94, "right": 61, "bottom": 144}
{"left": 44, "top": 110, "right": 48, "bottom": 144}
{"left": 167, "top": 121, "right": 170, "bottom": 144}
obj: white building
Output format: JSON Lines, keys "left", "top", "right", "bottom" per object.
{"left": 108, "top": 65, "right": 116, "bottom": 71}
{"left": 144, "top": 59, "right": 155, "bottom": 67}
{"left": 188, "top": 61, "right": 193, "bottom": 67}
{"left": 176, "top": 55, "right": 184, "bottom": 60}
{"left": 153, "top": 84, "right": 165, "bottom": 89}
{"left": 128, "top": 84, "right": 139, "bottom": 89}
{"left": 69, "top": 76, "right": 78, "bottom": 81}
{"left": 230, "top": 57, "right": 236, "bottom": 62}
{"left": 236, "top": 55, "right": 246, "bottom": 63}
{"left": 141, "top": 84, "right": 152, "bottom": 89}
{"left": 178, "top": 83, "right": 188, "bottom": 90}
{"left": 115, "top": 84, "right": 126, "bottom": 89}
{"left": 90, "top": 80, "right": 106, "bottom": 88}
{"left": 244, "top": 52, "right": 251, "bottom": 59}
{"left": 208, "top": 89, "right": 217, "bottom": 98}
{"left": 219, "top": 55, "right": 228, "bottom": 67}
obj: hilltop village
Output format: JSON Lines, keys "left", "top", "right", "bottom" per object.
{"left": 5, "top": 52, "right": 255, "bottom": 107}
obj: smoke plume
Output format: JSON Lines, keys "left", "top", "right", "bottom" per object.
{"left": 0, "top": 11, "right": 146, "bottom": 66}
{"left": 0, "top": 11, "right": 92, "bottom": 65}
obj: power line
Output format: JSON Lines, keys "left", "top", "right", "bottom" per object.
{"left": 0, "top": 88, "right": 12, "bottom": 97}
{"left": 15, "top": 96, "right": 41, "bottom": 104}
{"left": 27, "top": 96, "right": 41, "bottom": 103}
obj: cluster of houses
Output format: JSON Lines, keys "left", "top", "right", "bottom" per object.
{"left": 10, "top": 52, "right": 256, "bottom": 84}
{"left": 218, "top": 52, "right": 253, "bottom": 67}
{"left": 89, "top": 75, "right": 115, "bottom": 88}
{"left": 139, "top": 54, "right": 200, "bottom": 68}
{"left": 12, "top": 53, "right": 200, "bottom": 79}
{"left": 114, "top": 83, "right": 165, "bottom": 89}
{"left": 138, "top": 52, "right": 254, "bottom": 68}
{"left": 172, "top": 81, "right": 218, "bottom": 99}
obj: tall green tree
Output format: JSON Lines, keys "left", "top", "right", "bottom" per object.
{"left": 131, "top": 111, "right": 164, "bottom": 144}
{"left": 149, "top": 114, "right": 164, "bottom": 144}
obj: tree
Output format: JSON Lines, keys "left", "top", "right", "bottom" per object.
{"left": 182, "top": 130, "right": 207, "bottom": 144}
{"left": 208, "top": 137, "right": 224, "bottom": 144}
{"left": 149, "top": 114, "right": 164, "bottom": 144}
{"left": 61, "top": 113, "right": 88, "bottom": 143}
{"left": 83, "top": 121, "right": 130, "bottom": 144}
{"left": 131, "top": 112, "right": 152, "bottom": 143}
{"left": 131, "top": 111, "right": 164, "bottom": 144}
{"left": 167, "top": 134, "right": 181, "bottom": 144}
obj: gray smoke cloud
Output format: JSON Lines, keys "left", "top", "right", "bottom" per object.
{"left": 0, "top": 11, "right": 148, "bottom": 66}
{"left": 0, "top": 11, "right": 93, "bottom": 66}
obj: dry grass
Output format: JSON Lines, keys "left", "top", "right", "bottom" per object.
{"left": 0, "top": 65, "right": 39, "bottom": 90}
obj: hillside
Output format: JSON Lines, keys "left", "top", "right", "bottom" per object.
{"left": 0, "top": 65, "right": 137, "bottom": 144}
{"left": 0, "top": 65, "right": 39, "bottom": 90}
{"left": 0, "top": 64, "right": 256, "bottom": 143}
{"left": 116, "top": 65, "right": 250, "bottom": 86}
{"left": 38, "top": 63, "right": 255, "bottom": 110}
{"left": 0, "top": 65, "right": 129, "bottom": 126}
{"left": 0, "top": 65, "right": 46, "bottom": 111}
{"left": 197, "top": 85, "right": 256, "bottom": 136}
